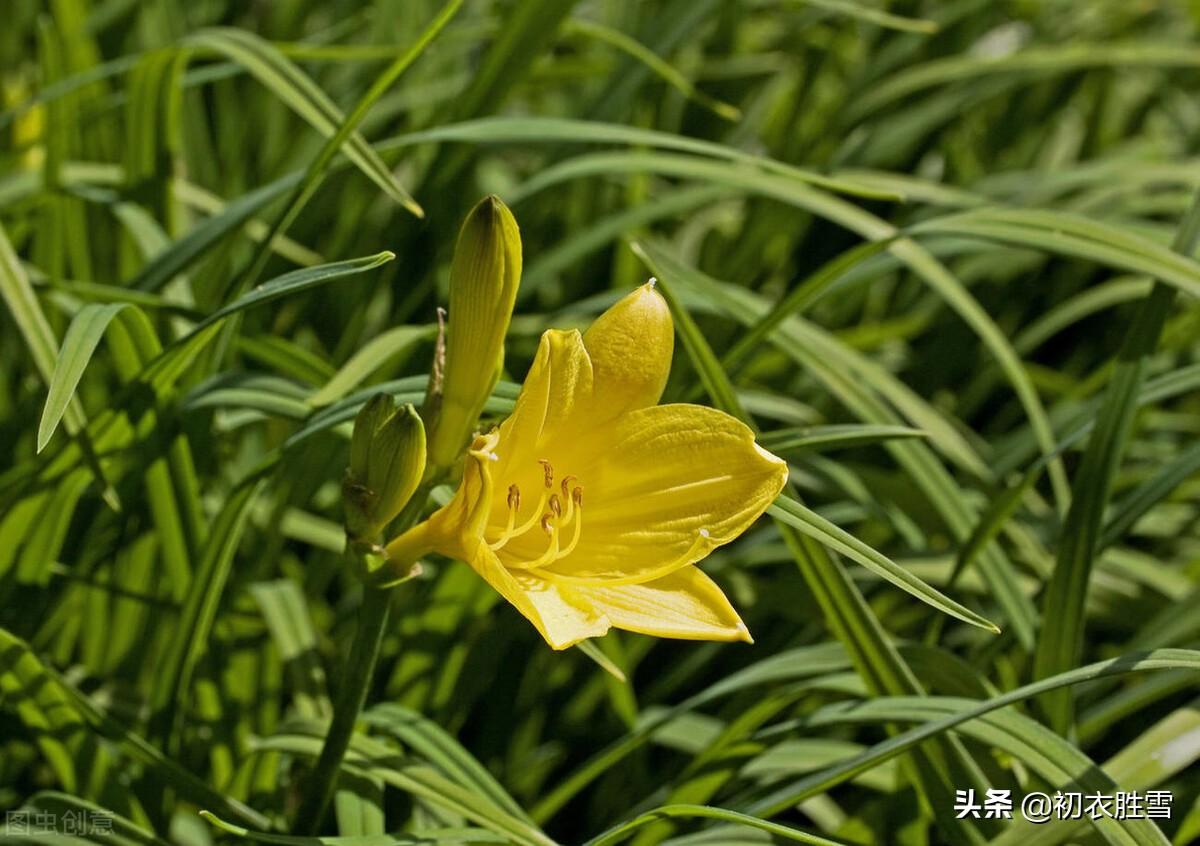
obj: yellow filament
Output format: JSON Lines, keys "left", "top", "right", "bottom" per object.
{"left": 557, "top": 502, "right": 584, "bottom": 558}
{"left": 488, "top": 487, "right": 547, "bottom": 550}
{"left": 488, "top": 462, "right": 586, "bottom": 563}
{"left": 489, "top": 486, "right": 519, "bottom": 544}
{"left": 505, "top": 490, "right": 584, "bottom": 570}
{"left": 507, "top": 515, "right": 561, "bottom": 570}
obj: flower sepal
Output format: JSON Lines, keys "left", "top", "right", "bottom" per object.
{"left": 348, "top": 535, "right": 424, "bottom": 586}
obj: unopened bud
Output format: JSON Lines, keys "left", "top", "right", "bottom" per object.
{"left": 427, "top": 195, "right": 522, "bottom": 469}
{"left": 582, "top": 281, "right": 674, "bottom": 416}
{"left": 344, "top": 395, "right": 426, "bottom": 541}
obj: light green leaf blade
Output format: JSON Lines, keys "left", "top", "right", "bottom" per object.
{"left": 769, "top": 495, "right": 999, "bottom": 633}
{"left": 37, "top": 302, "right": 131, "bottom": 452}
{"left": 184, "top": 28, "right": 421, "bottom": 215}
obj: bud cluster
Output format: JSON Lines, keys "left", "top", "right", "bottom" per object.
{"left": 343, "top": 395, "right": 426, "bottom": 544}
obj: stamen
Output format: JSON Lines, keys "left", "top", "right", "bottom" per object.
{"left": 488, "top": 486, "right": 520, "bottom": 551}
{"left": 647, "top": 276, "right": 658, "bottom": 289}
{"left": 488, "top": 481, "right": 547, "bottom": 551}
{"left": 526, "top": 514, "right": 561, "bottom": 568}
{"left": 489, "top": 462, "right": 583, "bottom": 559}
{"left": 557, "top": 493, "right": 584, "bottom": 559}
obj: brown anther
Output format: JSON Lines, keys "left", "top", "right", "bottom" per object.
{"left": 540, "top": 514, "right": 554, "bottom": 534}
{"left": 560, "top": 475, "right": 577, "bottom": 500}
{"left": 572, "top": 486, "right": 583, "bottom": 506}
{"left": 548, "top": 494, "right": 562, "bottom": 517}
{"left": 538, "top": 458, "right": 554, "bottom": 488}
{"left": 507, "top": 483, "right": 521, "bottom": 511}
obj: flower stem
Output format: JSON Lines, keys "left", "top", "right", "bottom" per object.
{"left": 293, "top": 582, "right": 392, "bottom": 834}
{"left": 293, "top": 474, "right": 442, "bottom": 834}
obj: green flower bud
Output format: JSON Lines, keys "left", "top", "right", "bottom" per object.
{"left": 427, "top": 195, "right": 522, "bottom": 470}
{"left": 344, "top": 395, "right": 426, "bottom": 541}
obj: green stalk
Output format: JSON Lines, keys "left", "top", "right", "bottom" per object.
{"left": 294, "top": 478, "right": 436, "bottom": 834}
{"left": 293, "top": 583, "right": 393, "bottom": 835}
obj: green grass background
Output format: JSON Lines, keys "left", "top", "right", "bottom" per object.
{"left": 2, "top": 1, "right": 1200, "bottom": 844}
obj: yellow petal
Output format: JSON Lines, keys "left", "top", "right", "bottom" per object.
{"left": 438, "top": 430, "right": 500, "bottom": 541}
{"left": 387, "top": 435, "right": 609, "bottom": 650}
{"left": 487, "top": 329, "right": 595, "bottom": 513}
{"left": 545, "top": 403, "right": 788, "bottom": 581}
{"left": 578, "top": 565, "right": 752, "bottom": 642}
{"left": 463, "top": 540, "right": 611, "bottom": 650}
{"left": 386, "top": 430, "right": 499, "bottom": 569}
{"left": 582, "top": 282, "right": 674, "bottom": 418}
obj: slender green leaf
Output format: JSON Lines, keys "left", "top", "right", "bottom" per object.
{"left": 584, "top": 805, "right": 842, "bottom": 846}
{"left": 37, "top": 303, "right": 129, "bottom": 452}
{"left": 757, "top": 424, "right": 927, "bottom": 454}
{"left": 751, "top": 649, "right": 1200, "bottom": 816}
{"left": 183, "top": 29, "right": 421, "bottom": 215}
{"left": 1033, "top": 191, "right": 1200, "bottom": 734}
{"left": 645, "top": 265, "right": 995, "bottom": 845}
{"left": 150, "top": 480, "right": 263, "bottom": 749}
{"left": 769, "top": 495, "right": 999, "bottom": 633}
{"left": 309, "top": 325, "right": 436, "bottom": 407}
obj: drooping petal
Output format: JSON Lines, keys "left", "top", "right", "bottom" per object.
{"left": 543, "top": 403, "right": 788, "bottom": 581}
{"left": 462, "top": 539, "right": 611, "bottom": 649}
{"left": 578, "top": 565, "right": 751, "bottom": 642}
{"left": 581, "top": 282, "right": 674, "bottom": 419}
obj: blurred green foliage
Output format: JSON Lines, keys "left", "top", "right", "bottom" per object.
{"left": 2, "top": 1, "right": 1200, "bottom": 845}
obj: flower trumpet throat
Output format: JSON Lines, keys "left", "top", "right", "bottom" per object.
{"left": 426, "top": 194, "right": 522, "bottom": 470}
{"left": 383, "top": 283, "right": 788, "bottom": 650}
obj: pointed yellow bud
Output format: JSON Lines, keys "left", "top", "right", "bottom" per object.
{"left": 427, "top": 195, "right": 522, "bottom": 470}
{"left": 582, "top": 280, "right": 674, "bottom": 415}
{"left": 344, "top": 395, "right": 427, "bottom": 541}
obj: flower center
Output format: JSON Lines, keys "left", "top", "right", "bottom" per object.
{"left": 486, "top": 459, "right": 585, "bottom": 569}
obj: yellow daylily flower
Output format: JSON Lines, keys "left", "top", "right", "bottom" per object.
{"left": 384, "top": 282, "right": 788, "bottom": 650}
